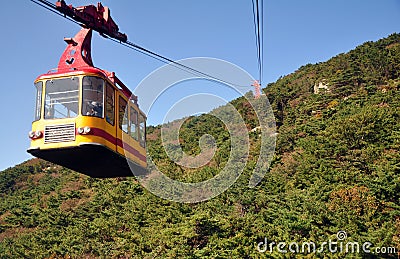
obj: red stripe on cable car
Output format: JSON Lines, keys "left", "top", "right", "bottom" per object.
{"left": 90, "top": 127, "right": 146, "bottom": 162}
{"left": 90, "top": 127, "right": 116, "bottom": 145}
{"left": 116, "top": 138, "right": 146, "bottom": 162}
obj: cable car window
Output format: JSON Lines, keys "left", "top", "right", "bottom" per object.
{"left": 139, "top": 113, "right": 146, "bottom": 147}
{"left": 119, "top": 96, "right": 128, "bottom": 133}
{"left": 34, "top": 81, "right": 43, "bottom": 121}
{"left": 105, "top": 84, "right": 115, "bottom": 125}
{"left": 44, "top": 77, "right": 79, "bottom": 119}
{"left": 130, "top": 107, "right": 138, "bottom": 140}
{"left": 82, "top": 76, "right": 104, "bottom": 118}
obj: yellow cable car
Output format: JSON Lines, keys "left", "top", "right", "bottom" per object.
{"left": 27, "top": 24, "right": 147, "bottom": 177}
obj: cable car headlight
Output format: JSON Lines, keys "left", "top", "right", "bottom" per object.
{"left": 28, "top": 131, "right": 35, "bottom": 139}
{"left": 35, "top": 130, "right": 42, "bottom": 138}
{"left": 78, "top": 126, "right": 91, "bottom": 135}
{"left": 77, "top": 127, "right": 84, "bottom": 134}
{"left": 29, "top": 130, "right": 42, "bottom": 139}
{"left": 84, "top": 126, "right": 91, "bottom": 134}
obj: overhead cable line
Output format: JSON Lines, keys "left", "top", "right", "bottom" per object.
{"left": 260, "top": 0, "right": 264, "bottom": 83}
{"left": 251, "top": 0, "right": 263, "bottom": 85}
{"left": 30, "top": 0, "right": 251, "bottom": 89}
{"left": 108, "top": 37, "right": 249, "bottom": 89}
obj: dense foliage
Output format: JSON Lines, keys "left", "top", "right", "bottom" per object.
{"left": 1, "top": 33, "right": 400, "bottom": 258}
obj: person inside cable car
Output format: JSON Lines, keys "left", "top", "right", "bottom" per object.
{"left": 86, "top": 101, "right": 102, "bottom": 117}
{"left": 45, "top": 105, "right": 55, "bottom": 119}
{"left": 82, "top": 76, "right": 104, "bottom": 118}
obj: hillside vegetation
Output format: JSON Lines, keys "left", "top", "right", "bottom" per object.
{"left": 1, "top": 33, "right": 400, "bottom": 258}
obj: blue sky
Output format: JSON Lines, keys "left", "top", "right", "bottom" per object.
{"left": 0, "top": 0, "right": 399, "bottom": 171}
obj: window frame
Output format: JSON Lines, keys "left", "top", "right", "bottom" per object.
{"left": 119, "top": 96, "right": 128, "bottom": 134}
{"left": 44, "top": 77, "right": 80, "bottom": 120}
{"left": 138, "top": 113, "right": 146, "bottom": 147}
{"left": 130, "top": 106, "right": 139, "bottom": 140}
{"left": 105, "top": 83, "right": 115, "bottom": 125}
{"left": 81, "top": 76, "right": 105, "bottom": 118}
{"left": 34, "top": 81, "right": 43, "bottom": 121}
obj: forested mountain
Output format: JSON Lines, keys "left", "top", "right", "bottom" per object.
{"left": 1, "top": 33, "right": 399, "bottom": 258}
